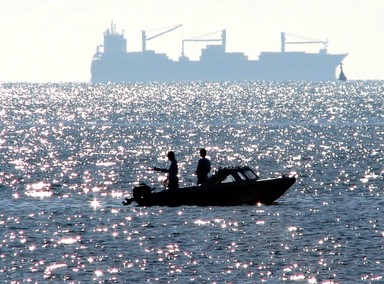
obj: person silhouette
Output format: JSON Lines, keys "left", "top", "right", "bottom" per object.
{"left": 154, "top": 151, "right": 179, "bottom": 190}
{"left": 195, "top": 148, "right": 211, "bottom": 185}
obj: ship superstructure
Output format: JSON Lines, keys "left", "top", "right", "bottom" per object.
{"left": 91, "top": 23, "right": 348, "bottom": 83}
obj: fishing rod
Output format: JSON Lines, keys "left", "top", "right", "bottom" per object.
{"left": 296, "top": 174, "right": 320, "bottom": 205}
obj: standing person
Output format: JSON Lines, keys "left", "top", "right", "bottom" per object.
{"left": 154, "top": 151, "right": 179, "bottom": 190}
{"left": 195, "top": 148, "right": 211, "bottom": 185}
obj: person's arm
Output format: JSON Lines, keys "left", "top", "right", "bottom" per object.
{"left": 154, "top": 167, "right": 169, "bottom": 173}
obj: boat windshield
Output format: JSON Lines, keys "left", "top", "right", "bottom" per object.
{"left": 244, "top": 170, "right": 258, "bottom": 180}
{"left": 205, "top": 167, "right": 259, "bottom": 185}
{"left": 221, "top": 174, "right": 236, "bottom": 183}
{"left": 238, "top": 172, "right": 247, "bottom": 180}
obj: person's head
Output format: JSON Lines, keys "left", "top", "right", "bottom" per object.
{"left": 167, "top": 151, "right": 176, "bottom": 161}
{"left": 199, "top": 148, "right": 207, "bottom": 158}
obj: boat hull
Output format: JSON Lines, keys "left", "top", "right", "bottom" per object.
{"left": 128, "top": 176, "right": 296, "bottom": 207}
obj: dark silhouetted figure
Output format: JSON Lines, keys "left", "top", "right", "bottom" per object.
{"left": 154, "top": 151, "right": 179, "bottom": 190}
{"left": 195, "top": 148, "right": 211, "bottom": 185}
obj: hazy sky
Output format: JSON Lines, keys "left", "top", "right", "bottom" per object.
{"left": 1, "top": 0, "right": 383, "bottom": 82}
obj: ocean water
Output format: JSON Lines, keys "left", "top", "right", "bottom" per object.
{"left": 0, "top": 81, "right": 383, "bottom": 283}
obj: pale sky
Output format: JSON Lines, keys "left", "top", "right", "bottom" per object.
{"left": 1, "top": 0, "right": 383, "bottom": 82}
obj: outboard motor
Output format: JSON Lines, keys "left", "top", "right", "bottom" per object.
{"left": 133, "top": 183, "right": 152, "bottom": 200}
{"left": 123, "top": 183, "right": 152, "bottom": 205}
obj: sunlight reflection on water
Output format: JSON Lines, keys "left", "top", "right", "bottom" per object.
{"left": 0, "top": 81, "right": 383, "bottom": 282}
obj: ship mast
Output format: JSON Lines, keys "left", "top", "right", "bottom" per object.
{"left": 142, "top": 24, "right": 182, "bottom": 52}
{"left": 281, "top": 32, "right": 328, "bottom": 53}
{"left": 181, "top": 30, "right": 226, "bottom": 57}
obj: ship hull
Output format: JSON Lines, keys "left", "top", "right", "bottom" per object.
{"left": 91, "top": 51, "right": 347, "bottom": 83}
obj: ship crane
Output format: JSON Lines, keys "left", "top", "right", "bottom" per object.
{"left": 281, "top": 32, "right": 328, "bottom": 53}
{"left": 142, "top": 24, "right": 182, "bottom": 52}
{"left": 181, "top": 30, "right": 226, "bottom": 57}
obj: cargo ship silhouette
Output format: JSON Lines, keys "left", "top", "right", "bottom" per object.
{"left": 91, "top": 23, "right": 348, "bottom": 83}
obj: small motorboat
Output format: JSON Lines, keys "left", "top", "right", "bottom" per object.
{"left": 123, "top": 167, "right": 296, "bottom": 207}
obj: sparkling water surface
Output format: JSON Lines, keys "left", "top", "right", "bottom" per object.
{"left": 0, "top": 81, "right": 383, "bottom": 283}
